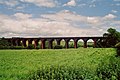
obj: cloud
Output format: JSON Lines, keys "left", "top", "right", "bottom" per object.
{"left": 89, "top": 4, "right": 96, "bottom": 7}
{"left": 91, "top": 0, "right": 97, "bottom": 3}
{"left": 20, "top": 0, "right": 57, "bottom": 8}
{"left": 78, "top": 4, "right": 86, "bottom": 7}
{"left": 111, "top": 10, "right": 118, "bottom": 13}
{"left": 0, "top": 11, "right": 99, "bottom": 37}
{"left": 112, "top": 3, "right": 120, "bottom": 6}
{"left": 16, "top": 6, "right": 25, "bottom": 10}
{"left": 0, "top": 10, "right": 119, "bottom": 38}
{"left": 63, "top": 0, "right": 76, "bottom": 6}
{"left": 87, "top": 17, "right": 99, "bottom": 24}
{"left": 41, "top": 10, "right": 117, "bottom": 24}
{"left": 13, "top": 13, "right": 32, "bottom": 20}
{"left": 41, "top": 10, "right": 88, "bottom": 23}
{"left": 0, "top": 0, "right": 19, "bottom": 7}
{"left": 116, "top": 3, "right": 120, "bottom": 6}
{"left": 103, "top": 14, "right": 116, "bottom": 19}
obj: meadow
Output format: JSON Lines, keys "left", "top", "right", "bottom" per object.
{"left": 0, "top": 48, "right": 119, "bottom": 80}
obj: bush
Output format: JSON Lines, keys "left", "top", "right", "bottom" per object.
{"left": 54, "top": 45, "right": 63, "bottom": 49}
{"left": 69, "top": 43, "right": 74, "bottom": 48}
{"left": 11, "top": 46, "right": 25, "bottom": 49}
{"left": 0, "top": 46, "right": 25, "bottom": 49}
{"left": 27, "top": 44, "right": 35, "bottom": 49}
{"left": 0, "top": 38, "right": 11, "bottom": 46}
{"left": 96, "top": 56, "right": 120, "bottom": 80}
{"left": 115, "top": 42, "right": 120, "bottom": 48}
{"left": 115, "top": 42, "right": 120, "bottom": 56}
{"left": 0, "top": 45, "right": 8, "bottom": 49}
{"left": 36, "top": 46, "right": 41, "bottom": 49}
{"left": 88, "top": 45, "right": 94, "bottom": 47}
{"left": 27, "top": 66, "right": 95, "bottom": 80}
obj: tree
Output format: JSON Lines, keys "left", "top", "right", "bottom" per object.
{"left": 97, "top": 28, "right": 120, "bottom": 48}
{"left": 0, "top": 37, "right": 11, "bottom": 47}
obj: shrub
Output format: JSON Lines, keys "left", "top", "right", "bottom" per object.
{"left": 0, "top": 45, "right": 6, "bottom": 49}
{"left": 36, "top": 46, "right": 41, "bottom": 49}
{"left": 0, "top": 46, "right": 12, "bottom": 49}
{"left": 69, "top": 43, "right": 74, "bottom": 48}
{"left": 88, "top": 44, "right": 94, "bottom": 47}
{"left": 96, "top": 56, "right": 120, "bottom": 80}
{"left": 115, "top": 42, "right": 120, "bottom": 56}
{"left": 12, "top": 46, "right": 25, "bottom": 49}
{"left": 54, "top": 45, "right": 63, "bottom": 49}
{"left": 27, "top": 44, "right": 35, "bottom": 49}
{"left": 0, "top": 45, "right": 26, "bottom": 49}
{"left": 27, "top": 66, "right": 95, "bottom": 80}
{"left": 0, "top": 37, "right": 11, "bottom": 46}
{"left": 115, "top": 42, "right": 120, "bottom": 48}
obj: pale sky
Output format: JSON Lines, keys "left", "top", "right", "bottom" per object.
{"left": 0, "top": 0, "right": 120, "bottom": 38}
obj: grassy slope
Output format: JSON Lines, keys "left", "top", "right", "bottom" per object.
{"left": 0, "top": 48, "right": 116, "bottom": 80}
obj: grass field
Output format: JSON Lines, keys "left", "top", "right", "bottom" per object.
{"left": 0, "top": 48, "right": 118, "bottom": 80}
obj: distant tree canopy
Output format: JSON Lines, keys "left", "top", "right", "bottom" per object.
{"left": 97, "top": 28, "right": 120, "bottom": 48}
{"left": 0, "top": 37, "right": 11, "bottom": 46}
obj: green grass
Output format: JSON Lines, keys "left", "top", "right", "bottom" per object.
{"left": 0, "top": 48, "right": 116, "bottom": 80}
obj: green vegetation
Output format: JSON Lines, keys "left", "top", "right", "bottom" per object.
{"left": 0, "top": 37, "right": 11, "bottom": 49}
{"left": 0, "top": 48, "right": 119, "bottom": 80}
{"left": 97, "top": 28, "right": 120, "bottom": 48}
{"left": 115, "top": 42, "right": 120, "bottom": 56}
{"left": 54, "top": 45, "right": 63, "bottom": 49}
{"left": 96, "top": 28, "right": 120, "bottom": 56}
{"left": 27, "top": 44, "right": 35, "bottom": 49}
{"left": 96, "top": 56, "right": 120, "bottom": 79}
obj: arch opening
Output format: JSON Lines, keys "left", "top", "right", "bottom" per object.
{"left": 60, "top": 39, "right": 65, "bottom": 48}
{"left": 87, "top": 39, "right": 94, "bottom": 48}
{"left": 69, "top": 39, "right": 74, "bottom": 48}
{"left": 78, "top": 39, "right": 84, "bottom": 48}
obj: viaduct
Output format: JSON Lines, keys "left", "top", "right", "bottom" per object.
{"left": 4, "top": 37, "right": 103, "bottom": 49}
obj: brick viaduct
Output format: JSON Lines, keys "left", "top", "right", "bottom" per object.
{"left": 4, "top": 37, "right": 103, "bottom": 49}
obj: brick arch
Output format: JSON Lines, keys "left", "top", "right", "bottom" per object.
{"left": 3, "top": 37, "right": 104, "bottom": 49}
{"left": 64, "top": 38, "right": 70, "bottom": 48}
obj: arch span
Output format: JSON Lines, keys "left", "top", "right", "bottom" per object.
{"left": 4, "top": 37, "right": 103, "bottom": 49}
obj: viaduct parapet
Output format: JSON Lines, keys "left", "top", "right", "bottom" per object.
{"left": 4, "top": 37, "right": 103, "bottom": 49}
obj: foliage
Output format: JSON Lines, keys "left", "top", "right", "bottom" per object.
{"left": 28, "top": 66, "right": 94, "bottom": 80}
{"left": 69, "top": 41, "right": 74, "bottom": 48}
{"left": 45, "top": 41, "right": 49, "bottom": 49}
{"left": 35, "top": 46, "right": 41, "bottom": 49}
{"left": 115, "top": 42, "right": 120, "bottom": 48}
{"left": 97, "top": 28, "right": 120, "bottom": 48}
{"left": 0, "top": 45, "right": 26, "bottom": 49}
{"left": 27, "top": 44, "right": 35, "bottom": 49}
{"left": 10, "top": 46, "right": 25, "bottom": 49}
{"left": 96, "top": 56, "right": 120, "bottom": 80}
{"left": 0, "top": 45, "right": 9, "bottom": 49}
{"left": 54, "top": 45, "right": 63, "bottom": 49}
{"left": 0, "top": 48, "right": 116, "bottom": 80}
{"left": 115, "top": 42, "right": 120, "bottom": 56}
{"left": 0, "top": 37, "right": 11, "bottom": 47}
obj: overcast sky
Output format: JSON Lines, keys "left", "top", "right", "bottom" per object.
{"left": 0, "top": 0, "right": 120, "bottom": 38}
